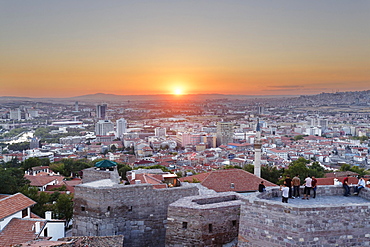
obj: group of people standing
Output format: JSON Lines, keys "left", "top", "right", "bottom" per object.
{"left": 280, "top": 174, "right": 317, "bottom": 203}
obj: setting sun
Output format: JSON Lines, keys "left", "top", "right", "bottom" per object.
{"left": 173, "top": 88, "right": 183, "bottom": 95}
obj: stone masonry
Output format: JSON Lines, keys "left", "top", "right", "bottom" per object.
{"left": 166, "top": 192, "right": 242, "bottom": 247}
{"left": 82, "top": 167, "right": 120, "bottom": 184}
{"left": 73, "top": 178, "right": 199, "bottom": 247}
{"left": 238, "top": 186, "right": 370, "bottom": 246}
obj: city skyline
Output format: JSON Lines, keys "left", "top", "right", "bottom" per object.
{"left": 1, "top": 1, "right": 369, "bottom": 98}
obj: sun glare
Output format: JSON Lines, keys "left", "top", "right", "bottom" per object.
{"left": 173, "top": 88, "right": 183, "bottom": 95}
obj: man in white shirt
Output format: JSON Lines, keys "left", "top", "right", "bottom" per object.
{"left": 302, "top": 175, "right": 313, "bottom": 200}
{"left": 280, "top": 183, "right": 289, "bottom": 203}
{"left": 354, "top": 176, "right": 366, "bottom": 195}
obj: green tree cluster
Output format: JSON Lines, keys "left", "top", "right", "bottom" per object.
{"left": 339, "top": 163, "right": 368, "bottom": 176}
{"left": 7, "top": 142, "right": 30, "bottom": 152}
{"left": 0, "top": 127, "right": 28, "bottom": 138}
{"left": 0, "top": 168, "right": 30, "bottom": 194}
{"left": 242, "top": 164, "right": 283, "bottom": 184}
{"left": 21, "top": 186, "right": 73, "bottom": 227}
{"left": 279, "top": 157, "right": 326, "bottom": 185}
{"left": 22, "top": 157, "right": 50, "bottom": 172}
{"left": 49, "top": 159, "right": 92, "bottom": 177}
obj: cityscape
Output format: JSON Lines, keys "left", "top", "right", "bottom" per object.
{"left": 0, "top": 90, "right": 370, "bottom": 246}
{"left": 1, "top": 1, "right": 370, "bottom": 247}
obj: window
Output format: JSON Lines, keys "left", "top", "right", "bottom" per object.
{"left": 44, "top": 228, "right": 48, "bottom": 237}
{"left": 232, "top": 220, "right": 237, "bottom": 227}
{"left": 230, "top": 183, "right": 235, "bottom": 189}
{"left": 81, "top": 206, "right": 85, "bottom": 211}
{"left": 182, "top": 222, "right": 188, "bottom": 229}
{"left": 208, "top": 224, "right": 213, "bottom": 233}
{"left": 107, "top": 206, "right": 111, "bottom": 212}
{"left": 22, "top": 208, "right": 28, "bottom": 218}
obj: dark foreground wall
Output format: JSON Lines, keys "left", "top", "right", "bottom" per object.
{"left": 166, "top": 193, "right": 242, "bottom": 247}
{"left": 73, "top": 181, "right": 198, "bottom": 247}
{"left": 238, "top": 186, "right": 370, "bottom": 246}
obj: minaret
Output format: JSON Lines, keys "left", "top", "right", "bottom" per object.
{"left": 254, "top": 119, "right": 262, "bottom": 177}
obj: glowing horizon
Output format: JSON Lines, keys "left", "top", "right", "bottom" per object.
{"left": 0, "top": 1, "right": 369, "bottom": 98}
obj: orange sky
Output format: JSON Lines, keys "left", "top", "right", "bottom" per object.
{"left": 0, "top": 1, "right": 369, "bottom": 97}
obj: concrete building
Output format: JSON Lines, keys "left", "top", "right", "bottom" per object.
{"left": 154, "top": 127, "right": 166, "bottom": 137}
{"left": 216, "top": 122, "right": 234, "bottom": 146}
{"left": 95, "top": 120, "right": 114, "bottom": 136}
{"left": 75, "top": 101, "right": 79, "bottom": 112}
{"left": 9, "top": 108, "right": 21, "bottom": 120}
{"left": 116, "top": 118, "right": 127, "bottom": 139}
{"left": 96, "top": 104, "right": 107, "bottom": 120}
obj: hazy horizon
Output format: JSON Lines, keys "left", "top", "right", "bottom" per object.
{"left": 1, "top": 1, "right": 369, "bottom": 97}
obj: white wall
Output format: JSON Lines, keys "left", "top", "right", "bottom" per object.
{"left": 0, "top": 211, "right": 22, "bottom": 231}
{"left": 42, "top": 221, "right": 65, "bottom": 241}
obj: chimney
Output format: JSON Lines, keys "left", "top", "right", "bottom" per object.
{"left": 45, "top": 211, "right": 52, "bottom": 220}
{"left": 35, "top": 222, "right": 40, "bottom": 233}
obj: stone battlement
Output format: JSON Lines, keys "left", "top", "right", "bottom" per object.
{"left": 239, "top": 186, "right": 370, "bottom": 246}
{"left": 166, "top": 192, "right": 243, "bottom": 247}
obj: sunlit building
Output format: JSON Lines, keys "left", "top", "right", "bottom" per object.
{"left": 216, "top": 122, "right": 234, "bottom": 146}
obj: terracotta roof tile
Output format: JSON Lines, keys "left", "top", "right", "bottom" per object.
{"left": 0, "top": 218, "right": 46, "bottom": 246}
{"left": 25, "top": 175, "right": 59, "bottom": 187}
{"left": 0, "top": 193, "right": 36, "bottom": 220}
{"left": 201, "top": 169, "right": 276, "bottom": 192}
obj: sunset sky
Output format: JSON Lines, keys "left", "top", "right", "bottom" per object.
{"left": 1, "top": 1, "right": 369, "bottom": 98}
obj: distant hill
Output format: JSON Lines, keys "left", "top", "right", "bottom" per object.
{"left": 1, "top": 90, "right": 368, "bottom": 103}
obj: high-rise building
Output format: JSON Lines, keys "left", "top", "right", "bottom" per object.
{"left": 216, "top": 122, "right": 234, "bottom": 146}
{"left": 116, "top": 118, "right": 127, "bottom": 139}
{"left": 30, "top": 137, "right": 40, "bottom": 149}
{"left": 96, "top": 104, "right": 107, "bottom": 119}
{"left": 75, "top": 101, "right": 79, "bottom": 112}
{"left": 154, "top": 127, "right": 166, "bottom": 137}
{"left": 9, "top": 108, "right": 21, "bottom": 120}
{"left": 95, "top": 120, "right": 114, "bottom": 136}
{"left": 257, "top": 106, "right": 264, "bottom": 115}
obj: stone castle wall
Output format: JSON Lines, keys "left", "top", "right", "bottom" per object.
{"left": 73, "top": 181, "right": 199, "bottom": 247}
{"left": 82, "top": 167, "right": 120, "bottom": 184}
{"left": 166, "top": 193, "right": 242, "bottom": 247}
{"left": 238, "top": 186, "right": 370, "bottom": 246}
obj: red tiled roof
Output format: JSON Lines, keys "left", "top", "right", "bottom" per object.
{"left": 179, "top": 173, "right": 210, "bottom": 183}
{"left": 180, "top": 169, "right": 276, "bottom": 192}
{"left": 201, "top": 169, "right": 276, "bottom": 192}
{"left": 0, "top": 218, "right": 46, "bottom": 246}
{"left": 0, "top": 193, "right": 36, "bottom": 220}
{"left": 24, "top": 175, "right": 59, "bottom": 187}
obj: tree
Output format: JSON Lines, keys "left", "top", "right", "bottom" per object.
{"left": 110, "top": 145, "right": 117, "bottom": 152}
{"left": 339, "top": 164, "right": 351, "bottom": 172}
{"left": 54, "top": 193, "right": 74, "bottom": 227}
{"left": 261, "top": 165, "right": 283, "bottom": 184}
{"left": 243, "top": 164, "right": 254, "bottom": 173}
{"left": 22, "top": 157, "right": 42, "bottom": 171}
{"left": 117, "top": 163, "right": 132, "bottom": 180}
{"left": 0, "top": 168, "right": 30, "bottom": 194}
{"left": 50, "top": 159, "right": 92, "bottom": 177}
{"left": 21, "top": 186, "right": 52, "bottom": 217}
{"left": 308, "top": 162, "right": 325, "bottom": 178}
{"left": 294, "top": 135, "right": 305, "bottom": 141}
